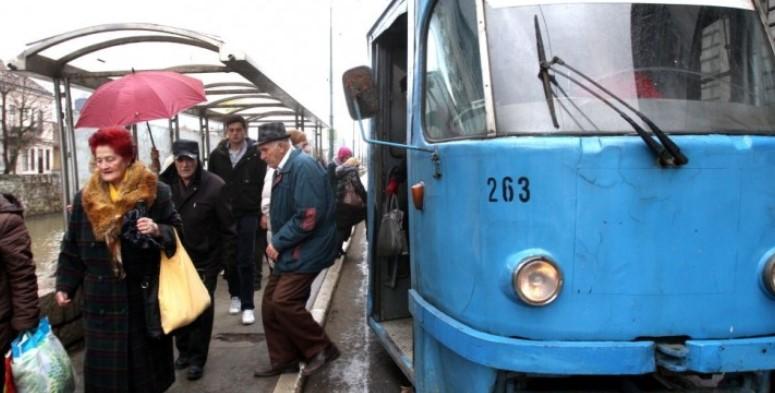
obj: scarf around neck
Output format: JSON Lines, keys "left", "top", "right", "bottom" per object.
{"left": 82, "top": 161, "right": 157, "bottom": 277}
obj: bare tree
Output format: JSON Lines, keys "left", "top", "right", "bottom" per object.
{"left": 0, "top": 71, "right": 43, "bottom": 174}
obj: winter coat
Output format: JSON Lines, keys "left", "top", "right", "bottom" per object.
{"left": 270, "top": 149, "right": 337, "bottom": 274}
{"left": 160, "top": 163, "right": 236, "bottom": 276}
{"left": 0, "top": 194, "right": 39, "bottom": 352}
{"left": 56, "top": 165, "right": 181, "bottom": 393}
{"left": 208, "top": 138, "right": 267, "bottom": 217}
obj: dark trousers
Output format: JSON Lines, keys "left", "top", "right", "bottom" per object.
{"left": 227, "top": 214, "right": 258, "bottom": 310}
{"left": 175, "top": 270, "right": 218, "bottom": 367}
{"left": 262, "top": 273, "right": 332, "bottom": 367}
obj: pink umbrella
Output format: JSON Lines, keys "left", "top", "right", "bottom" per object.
{"left": 75, "top": 71, "right": 206, "bottom": 128}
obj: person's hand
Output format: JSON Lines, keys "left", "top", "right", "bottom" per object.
{"left": 266, "top": 243, "right": 279, "bottom": 260}
{"left": 137, "top": 217, "right": 160, "bottom": 237}
{"left": 55, "top": 291, "right": 71, "bottom": 306}
{"left": 260, "top": 215, "right": 268, "bottom": 230}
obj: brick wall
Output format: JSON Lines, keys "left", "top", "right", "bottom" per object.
{"left": 0, "top": 174, "right": 63, "bottom": 215}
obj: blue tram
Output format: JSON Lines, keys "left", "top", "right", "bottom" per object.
{"left": 342, "top": 0, "right": 775, "bottom": 391}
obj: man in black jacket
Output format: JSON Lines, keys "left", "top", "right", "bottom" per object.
{"left": 208, "top": 115, "right": 267, "bottom": 325}
{"left": 160, "top": 140, "right": 236, "bottom": 380}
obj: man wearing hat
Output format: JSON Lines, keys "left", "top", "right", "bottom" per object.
{"left": 160, "top": 139, "right": 236, "bottom": 381}
{"left": 254, "top": 122, "right": 340, "bottom": 378}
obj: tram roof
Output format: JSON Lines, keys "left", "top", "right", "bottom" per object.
{"left": 6, "top": 23, "right": 328, "bottom": 129}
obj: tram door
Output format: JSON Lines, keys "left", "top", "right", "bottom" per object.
{"left": 371, "top": 13, "right": 411, "bottom": 322}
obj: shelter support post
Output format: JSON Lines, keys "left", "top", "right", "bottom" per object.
{"left": 168, "top": 116, "right": 179, "bottom": 142}
{"left": 53, "top": 79, "right": 71, "bottom": 223}
{"left": 199, "top": 113, "right": 210, "bottom": 165}
{"left": 314, "top": 121, "right": 323, "bottom": 161}
{"left": 63, "top": 78, "right": 79, "bottom": 188}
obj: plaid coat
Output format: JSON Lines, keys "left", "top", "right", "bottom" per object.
{"left": 57, "top": 182, "right": 181, "bottom": 393}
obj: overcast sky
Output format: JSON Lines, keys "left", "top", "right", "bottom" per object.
{"left": 0, "top": 0, "right": 388, "bottom": 151}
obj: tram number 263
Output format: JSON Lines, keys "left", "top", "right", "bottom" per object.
{"left": 487, "top": 176, "right": 530, "bottom": 203}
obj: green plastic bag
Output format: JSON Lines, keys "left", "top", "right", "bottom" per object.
{"left": 10, "top": 317, "right": 74, "bottom": 393}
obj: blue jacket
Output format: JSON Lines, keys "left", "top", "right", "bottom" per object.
{"left": 270, "top": 149, "right": 337, "bottom": 273}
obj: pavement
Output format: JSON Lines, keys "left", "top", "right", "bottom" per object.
{"left": 68, "top": 240, "right": 347, "bottom": 393}
{"left": 305, "top": 224, "right": 411, "bottom": 393}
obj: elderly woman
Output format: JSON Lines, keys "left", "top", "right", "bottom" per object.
{"left": 55, "top": 127, "right": 181, "bottom": 393}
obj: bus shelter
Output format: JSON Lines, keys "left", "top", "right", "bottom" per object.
{"left": 7, "top": 23, "right": 329, "bottom": 215}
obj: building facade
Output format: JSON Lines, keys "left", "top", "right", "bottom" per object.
{"left": 0, "top": 62, "right": 59, "bottom": 175}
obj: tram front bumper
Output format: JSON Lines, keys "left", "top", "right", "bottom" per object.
{"left": 409, "top": 290, "right": 775, "bottom": 375}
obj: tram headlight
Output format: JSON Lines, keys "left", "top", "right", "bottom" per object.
{"left": 763, "top": 256, "right": 775, "bottom": 295}
{"left": 512, "top": 256, "right": 562, "bottom": 306}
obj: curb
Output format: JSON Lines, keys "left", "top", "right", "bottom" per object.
{"left": 271, "top": 237, "right": 351, "bottom": 393}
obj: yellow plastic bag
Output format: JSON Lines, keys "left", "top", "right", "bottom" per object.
{"left": 158, "top": 230, "right": 211, "bottom": 334}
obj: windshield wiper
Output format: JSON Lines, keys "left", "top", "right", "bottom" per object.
{"left": 534, "top": 15, "right": 559, "bottom": 129}
{"left": 548, "top": 67, "right": 673, "bottom": 165}
{"left": 550, "top": 57, "right": 688, "bottom": 166}
{"left": 532, "top": 15, "right": 688, "bottom": 167}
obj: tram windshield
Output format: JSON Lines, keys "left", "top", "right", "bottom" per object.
{"left": 485, "top": 1, "right": 775, "bottom": 135}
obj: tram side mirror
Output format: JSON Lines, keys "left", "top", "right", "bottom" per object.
{"left": 342, "top": 66, "right": 379, "bottom": 120}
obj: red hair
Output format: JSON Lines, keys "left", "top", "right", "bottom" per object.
{"left": 88, "top": 127, "right": 135, "bottom": 161}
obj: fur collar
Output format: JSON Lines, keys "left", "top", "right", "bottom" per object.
{"left": 82, "top": 161, "right": 157, "bottom": 276}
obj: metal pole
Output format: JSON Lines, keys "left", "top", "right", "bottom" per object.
{"left": 63, "top": 78, "right": 79, "bottom": 188}
{"left": 168, "top": 118, "right": 175, "bottom": 144}
{"left": 174, "top": 115, "right": 180, "bottom": 140}
{"left": 204, "top": 116, "right": 211, "bottom": 167}
{"left": 328, "top": 1, "right": 335, "bottom": 163}
{"left": 53, "top": 79, "right": 71, "bottom": 224}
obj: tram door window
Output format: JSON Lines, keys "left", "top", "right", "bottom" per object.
{"left": 373, "top": 13, "right": 411, "bottom": 322}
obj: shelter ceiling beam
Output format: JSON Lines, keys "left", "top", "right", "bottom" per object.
{"left": 19, "top": 23, "right": 222, "bottom": 59}
{"left": 204, "top": 82, "right": 255, "bottom": 89}
{"left": 222, "top": 56, "right": 328, "bottom": 128}
{"left": 56, "top": 35, "right": 219, "bottom": 66}
{"left": 205, "top": 88, "right": 262, "bottom": 95}
{"left": 62, "top": 65, "right": 229, "bottom": 78}
{"left": 245, "top": 110, "right": 296, "bottom": 121}
{"left": 198, "top": 94, "right": 281, "bottom": 109}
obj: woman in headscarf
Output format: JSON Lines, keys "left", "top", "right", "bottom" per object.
{"left": 55, "top": 126, "right": 181, "bottom": 393}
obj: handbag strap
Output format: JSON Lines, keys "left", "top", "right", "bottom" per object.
{"left": 388, "top": 194, "right": 399, "bottom": 211}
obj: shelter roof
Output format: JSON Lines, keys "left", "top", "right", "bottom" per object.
{"left": 7, "top": 23, "right": 326, "bottom": 129}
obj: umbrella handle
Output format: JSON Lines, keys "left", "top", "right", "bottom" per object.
{"left": 145, "top": 122, "right": 157, "bottom": 148}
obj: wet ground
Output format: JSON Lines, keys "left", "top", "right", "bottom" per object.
{"left": 305, "top": 224, "right": 411, "bottom": 392}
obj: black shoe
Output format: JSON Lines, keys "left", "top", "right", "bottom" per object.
{"left": 174, "top": 357, "right": 190, "bottom": 370}
{"left": 302, "top": 344, "right": 340, "bottom": 377}
{"left": 187, "top": 365, "right": 203, "bottom": 380}
{"left": 253, "top": 362, "right": 299, "bottom": 378}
